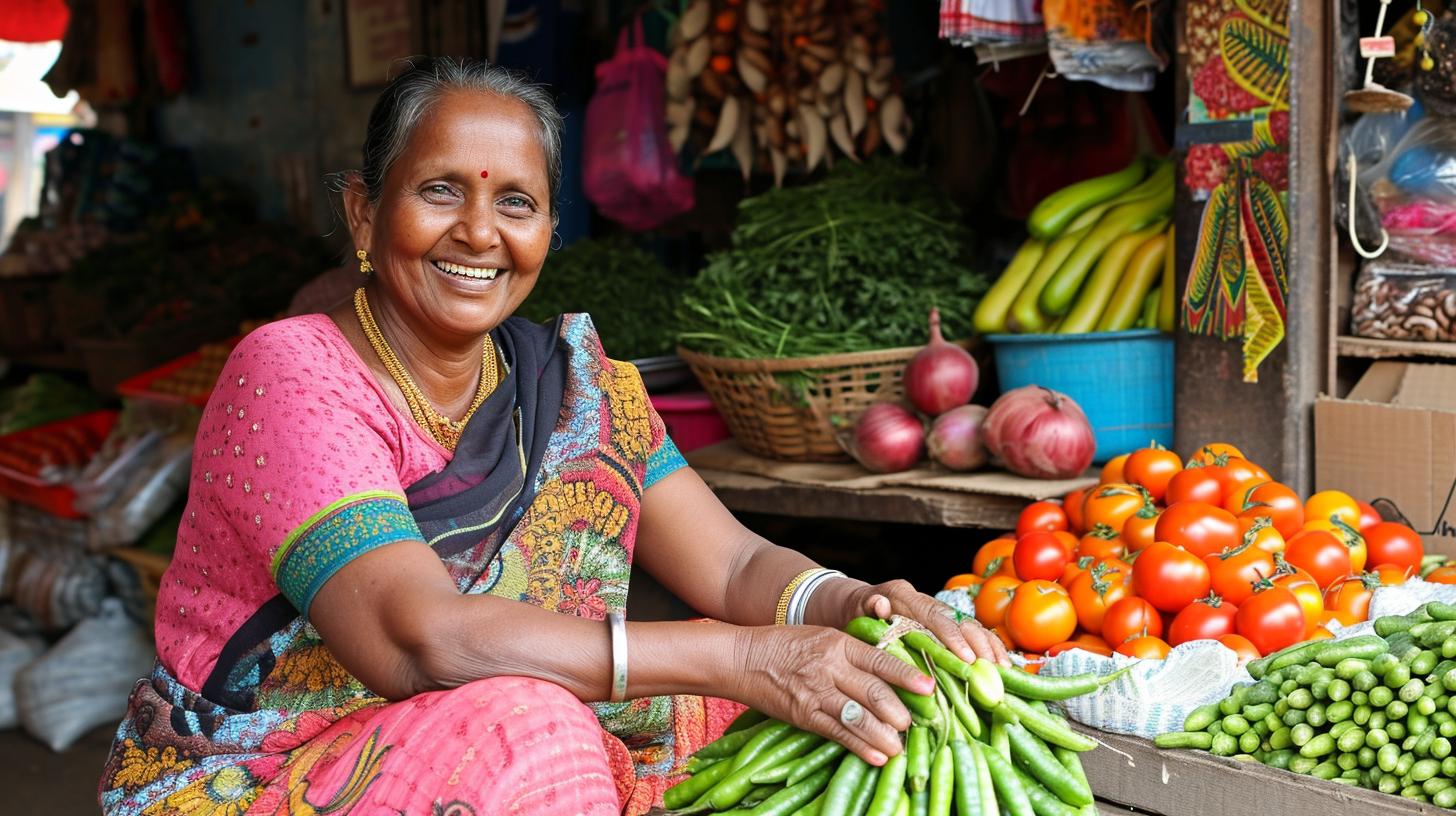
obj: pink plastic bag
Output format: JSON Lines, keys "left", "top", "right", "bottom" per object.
{"left": 582, "top": 18, "right": 695, "bottom": 230}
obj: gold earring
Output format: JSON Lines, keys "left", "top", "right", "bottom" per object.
{"left": 356, "top": 249, "right": 373, "bottom": 275}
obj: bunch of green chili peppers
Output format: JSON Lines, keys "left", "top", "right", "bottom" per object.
{"left": 663, "top": 616, "right": 1125, "bottom": 816}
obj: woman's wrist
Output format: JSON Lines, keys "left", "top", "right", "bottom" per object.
{"left": 802, "top": 575, "right": 872, "bottom": 629}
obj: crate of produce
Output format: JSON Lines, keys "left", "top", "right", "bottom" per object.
{"left": 987, "top": 329, "right": 1172, "bottom": 463}
{"left": 678, "top": 344, "right": 922, "bottom": 462}
{"left": 0, "top": 410, "right": 119, "bottom": 518}
{"left": 115, "top": 337, "right": 241, "bottom": 406}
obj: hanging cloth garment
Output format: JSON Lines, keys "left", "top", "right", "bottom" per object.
{"left": 1042, "top": 0, "right": 1169, "bottom": 92}
{"left": 939, "top": 0, "right": 1044, "bottom": 46}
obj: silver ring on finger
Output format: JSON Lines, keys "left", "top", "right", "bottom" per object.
{"left": 839, "top": 699, "right": 865, "bottom": 728}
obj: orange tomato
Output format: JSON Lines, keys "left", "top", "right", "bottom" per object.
{"left": 1060, "top": 556, "right": 1091, "bottom": 587}
{"left": 1052, "top": 530, "right": 1079, "bottom": 556}
{"left": 1078, "top": 527, "right": 1127, "bottom": 560}
{"left": 992, "top": 624, "right": 1015, "bottom": 649}
{"left": 1017, "top": 501, "right": 1070, "bottom": 538}
{"left": 1237, "top": 482, "right": 1305, "bottom": 540}
{"left": 1221, "top": 478, "right": 1266, "bottom": 516}
{"left": 1165, "top": 466, "right": 1225, "bottom": 506}
{"left": 1102, "top": 597, "right": 1164, "bottom": 646}
{"left": 1022, "top": 655, "right": 1044, "bottom": 674}
{"left": 1116, "top": 635, "right": 1172, "bottom": 659}
{"left": 1068, "top": 562, "right": 1132, "bottom": 635}
{"left": 973, "top": 538, "right": 1017, "bottom": 579}
{"left": 1156, "top": 501, "right": 1242, "bottom": 559}
{"left": 1006, "top": 580, "right": 1078, "bottom": 652}
{"left": 1321, "top": 608, "right": 1358, "bottom": 627}
{"left": 1238, "top": 515, "right": 1286, "bottom": 555}
{"left": 1101, "top": 454, "right": 1130, "bottom": 484}
{"left": 1189, "top": 443, "right": 1245, "bottom": 466}
{"left": 1371, "top": 562, "right": 1416, "bottom": 585}
{"left": 1204, "top": 540, "right": 1277, "bottom": 607}
{"left": 1064, "top": 488, "right": 1088, "bottom": 534}
{"left": 1309, "top": 626, "right": 1335, "bottom": 641}
{"left": 944, "top": 573, "right": 983, "bottom": 591}
{"left": 1305, "top": 490, "right": 1362, "bottom": 528}
{"left": 974, "top": 575, "right": 1022, "bottom": 628}
{"left": 1074, "top": 631, "right": 1112, "bottom": 649}
{"left": 1284, "top": 529, "right": 1353, "bottom": 589}
{"left": 1082, "top": 484, "right": 1146, "bottom": 534}
{"left": 1218, "top": 633, "right": 1262, "bottom": 664}
{"left": 1429, "top": 565, "right": 1456, "bottom": 585}
{"left": 1303, "top": 518, "right": 1368, "bottom": 573}
{"left": 1046, "top": 640, "right": 1113, "bottom": 658}
{"left": 1324, "top": 572, "right": 1380, "bottom": 623}
{"left": 1272, "top": 566, "right": 1325, "bottom": 636}
{"left": 1124, "top": 446, "right": 1183, "bottom": 503}
{"left": 1356, "top": 500, "right": 1383, "bottom": 532}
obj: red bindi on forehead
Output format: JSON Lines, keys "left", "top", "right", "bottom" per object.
{"left": 480, "top": 170, "right": 489, "bottom": 179}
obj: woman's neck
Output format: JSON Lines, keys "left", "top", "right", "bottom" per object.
{"left": 348, "top": 284, "right": 487, "bottom": 421}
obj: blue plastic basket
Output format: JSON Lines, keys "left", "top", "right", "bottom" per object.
{"left": 986, "top": 329, "right": 1173, "bottom": 463}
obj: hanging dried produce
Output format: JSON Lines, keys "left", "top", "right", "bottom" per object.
{"left": 665, "top": 0, "right": 907, "bottom": 183}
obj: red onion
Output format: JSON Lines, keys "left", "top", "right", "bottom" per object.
{"left": 927, "top": 404, "right": 989, "bottom": 471}
{"left": 849, "top": 402, "right": 926, "bottom": 473}
{"left": 982, "top": 386, "right": 1096, "bottom": 479}
{"left": 903, "top": 308, "right": 979, "bottom": 417}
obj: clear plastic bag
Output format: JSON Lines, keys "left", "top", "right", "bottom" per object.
{"left": 1351, "top": 258, "right": 1456, "bottom": 341}
{"left": 582, "top": 17, "right": 695, "bottom": 231}
{"left": 1357, "top": 115, "right": 1456, "bottom": 265}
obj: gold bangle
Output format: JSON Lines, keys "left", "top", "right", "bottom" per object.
{"left": 775, "top": 568, "right": 823, "bottom": 626}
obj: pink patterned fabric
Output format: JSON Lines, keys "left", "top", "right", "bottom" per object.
{"left": 156, "top": 314, "right": 449, "bottom": 692}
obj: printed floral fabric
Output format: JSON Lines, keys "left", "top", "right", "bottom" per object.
{"left": 98, "top": 314, "right": 730, "bottom": 816}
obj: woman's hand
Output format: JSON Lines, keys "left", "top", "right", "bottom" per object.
{"left": 853, "top": 579, "right": 1010, "bottom": 667}
{"left": 731, "top": 625, "right": 934, "bottom": 767}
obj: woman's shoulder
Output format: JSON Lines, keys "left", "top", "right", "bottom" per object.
{"left": 227, "top": 314, "right": 354, "bottom": 374}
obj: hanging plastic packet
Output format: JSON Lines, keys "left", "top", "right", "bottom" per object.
{"left": 1042, "top": 0, "right": 1169, "bottom": 92}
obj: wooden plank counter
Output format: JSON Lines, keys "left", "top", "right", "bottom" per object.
{"left": 686, "top": 442, "right": 1096, "bottom": 531}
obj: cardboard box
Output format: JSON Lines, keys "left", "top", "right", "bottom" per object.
{"left": 1315, "top": 361, "right": 1456, "bottom": 556}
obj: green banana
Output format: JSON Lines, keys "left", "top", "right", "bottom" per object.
{"left": 1037, "top": 167, "right": 1174, "bottom": 318}
{"left": 974, "top": 238, "right": 1046, "bottom": 335}
{"left": 1057, "top": 223, "right": 1166, "bottom": 334}
{"left": 1008, "top": 227, "right": 1088, "bottom": 333}
{"left": 1098, "top": 232, "right": 1170, "bottom": 332}
{"left": 1027, "top": 156, "right": 1148, "bottom": 240}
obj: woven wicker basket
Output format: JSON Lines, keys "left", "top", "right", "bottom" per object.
{"left": 677, "top": 344, "right": 924, "bottom": 462}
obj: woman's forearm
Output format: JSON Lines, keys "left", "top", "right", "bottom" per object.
{"left": 720, "top": 537, "right": 872, "bottom": 629}
{"left": 422, "top": 592, "right": 756, "bottom": 702}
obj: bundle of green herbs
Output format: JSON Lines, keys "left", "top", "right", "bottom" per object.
{"left": 516, "top": 236, "right": 682, "bottom": 361}
{"left": 677, "top": 160, "right": 988, "bottom": 361}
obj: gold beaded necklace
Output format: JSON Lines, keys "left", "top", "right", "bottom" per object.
{"left": 354, "top": 287, "right": 499, "bottom": 451}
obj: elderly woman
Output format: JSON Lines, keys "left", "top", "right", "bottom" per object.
{"left": 99, "top": 57, "right": 1005, "bottom": 815}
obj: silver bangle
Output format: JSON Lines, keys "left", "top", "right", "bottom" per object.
{"left": 608, "top": 610, "right": 629, "bottom": 702}
{"left": 787, "top": 569, "right": 846, "bottom": 626}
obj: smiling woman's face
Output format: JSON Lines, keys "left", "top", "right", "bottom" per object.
{"left": 348, "top": 90, "right": 552, "bottom": 343}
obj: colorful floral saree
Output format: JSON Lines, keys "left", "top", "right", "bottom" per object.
{"left": 99, "top": 312, "right": 741, "bottom": 815}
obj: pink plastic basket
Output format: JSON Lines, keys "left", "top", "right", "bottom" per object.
{"left": 650, "top": 392, "right": 730, "bottom": 453}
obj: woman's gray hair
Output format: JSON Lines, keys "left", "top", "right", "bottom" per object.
{"left": 357, "top": 56, "right": 564, "bottom": 225}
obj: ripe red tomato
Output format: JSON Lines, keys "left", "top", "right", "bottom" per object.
{"left": 1155, "top": 502, "right": 1241, "bottom": 559}
{"left": 1168, "top": 594, "right": 1240, "bottom": 646}
{"left": 1164, "top": 467, "right": 1224, "bottom": 506}
{"left": 1272, "top": 565, "right": 1325, "bottom": 636}
{"left": 1204, "top": 540, "right": 1277, "bottom": 606}
{"left": 1324, "top": 573, "right": 1381, "bottom": 623}
{"left": 1356, "top": 500, "right": 1383, "bottom": 532}
{"left": 1017, "top": 501, "right": 1069, "bottom": 539}
{"left": 1046, "top": 640, "right": 1113, "bottom": 658}
{"left": 1102, "top": 597, "right": 1164, "bottom": 646}
{"left": 1363, "top": 522, "right": 1424, "bottom": 572}
{"left": 1236, "top": 584, "right": 1307, "bottom": 656}
{"left": 1237, "top": 482, "right": 1305, "bottom": 540}
{"left": 1132, "top": 541, "right": 1213, "bottom": 613}
{"left": 1284, "top": 529, "right": 1353, "bottom": 589}
{"left": 1116, "top": 635, "right": 1172, "bottom": 659}
{"left": 1218, "top": 633, "right": 1262, "bottom": 664}
{"left": 1006, "top": 580, "right": 1078, "bottom": 652}
{"left": 1078, "top": 530, "right": 1126, "bottom": 560}
{"left": 1068, "top": 562, "right": 1132, "bottom": 635}
{"left": 1064, "top": 488, "right": 1088, "bottom": 534}
{"left": 1014, "top": 531, "right": 1072, "bottom": 582}
{"left": 1124, "top": 446, "right": 1183, "bottom": 503}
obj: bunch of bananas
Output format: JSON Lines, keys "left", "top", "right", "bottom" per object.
{"left": 974, "top": 157, "right": 1177, "bottom": 336}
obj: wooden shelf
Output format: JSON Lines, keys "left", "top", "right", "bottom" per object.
{"left": 1337, "top": 335, "right": 1456, "bottom": 361}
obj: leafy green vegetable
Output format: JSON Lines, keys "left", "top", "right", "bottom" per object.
{"left": 516, "top": 236, "right": 682, "bottom": 361}
{"left": 0, "top": 374, "right": 105, "bottom": 435}
{"left": 677, "top": 160, "right": 989, "bottom": 361}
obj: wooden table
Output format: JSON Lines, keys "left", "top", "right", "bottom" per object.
{"left": 691, "top": 465, "right": 1037, "bottom": 530}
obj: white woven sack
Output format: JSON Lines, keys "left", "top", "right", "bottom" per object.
{"left": 14, "top": 598, "right": 154, "bottom": 751}
{"left": 0, "top": 628, "right": 43, "bottom": 729}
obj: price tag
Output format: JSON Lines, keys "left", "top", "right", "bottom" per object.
{"left": 1360, "top": 36, "right": 1397, "bottom": 58}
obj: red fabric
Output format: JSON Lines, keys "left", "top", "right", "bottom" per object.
{"left": 0, "top": 0, "right": 69, "bottom": 42}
